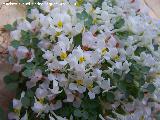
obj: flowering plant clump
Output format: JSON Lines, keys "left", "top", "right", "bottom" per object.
{"left": 3, "top": 0, "right": 160, "bottom": 119}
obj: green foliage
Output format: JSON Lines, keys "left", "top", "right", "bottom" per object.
{"left": 102, "top": 92, "right": 115, "bottom": 102}
{"left": 21, "top": 96, "right": 31, "bottom": 108}
{"left": 81, "top": 97, "right": 102, "bottom": 120}
{"left": 11, "top": 40, "right": 21, "bottom": 48}
{"left": 55, "top": 103, "right": 75, "bottom": 118}
{"left": 145, "top": 84, "right": 156, "bottom": 93}
{"left": 115, "top": 105, "right": 126, "bottom": 115}
{"left": 21, "top": 90, "right": 35, "bottom": 108}
{"left": 4, "top": 73, "right": 20, "bottom": 91}
{"left": 73, "top": 33, "right": 82, "bottom": 47}
{"left": 4, "top": 24, "right": 14, "bottom": 31}
{"left": 114, "top": 16, "right": 125, "bottom": 29}
{"left": 21, "top": 30, "right": 31, "bottom": 46}
{"left": 155, "top": 111, "right": 160, "bottom": 120}
{"left": 77, "top": 10, "right": 93, "bottom": 29}
{"left": 74, "top": 109, "right": 82, "bottom": 118}
{"left": 19, "top": 0, "right": 29, "bottom": 3}
{"left": 110, "top": 0, "right": 117, "bottom": 6}
{"left": 93, "top": 0, "right": 104, "bottom": 8}
{"left": 115, "top": 31, "right": 134, "bottom": 40}
{"left": 114, "top": 60, "right": 151, "bottom": 99}
{"left": 6, "top": 83, "right": 19, "bottom": 91}
{"left": 22, "top": 69, "right": 34, "bottom": 77}
{"left": 134, "top": 47, "right": 150, "bottom": 56}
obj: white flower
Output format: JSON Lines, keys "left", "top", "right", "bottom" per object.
{"left": 126, "top": 16, "right": 145, "bottom": 34}
{"left": 69, "top": 82, "right": 86, "bottom": 93}
{"left": 38, "top": 40, "right": 51, "bottom": 50}
{"left": 49, "top": 81, "right": 62, "bottom": 95}
{"left": 63, "top": 90, "right": 75, "bottom": 102}
{"left": 10, "top": 30, "right": 21, "bottom": 41}
{"left": 16, "top": 46, "right": 29, "bottom": 60}
{"left": 28, "top": 8, "right": 39, "bottom": 19}
{"left": 40, "top": 1, "right": 51, "bottom": 13}
{"left": 12, "top": 63, "right": 23, "bottom": 72}
{"left": 8, "top": 46, "right": 16, "bottom": 57}
{"left": 82, "top": 32, "right": 106, "bottom": 49}
{"left": 98, "top": 79, "right": 116, "bottom": 93}
{"left": 31, "top": 101, "right": 45, "bottom": 113}
{"left": 53, "top": 35, "right": 71, "bottom": 60}
{"left": 49, "top": 111, "right": 67, "bottom": 120}
{"left": 88, "top": 91, "right": 95, "bottom": 99}
{"left": 20, "top": 111, "right": 28, "bottom": 120}
{"left": 8, "top": 112, "right": 19, "bottom": 120}
{"left": 142, "top": 53, "right": 156, "bottom": 67}
{"left": 43, "top": 50, "right": 54, "bottom": 61}
{"left": 30, "top": 69, "right": 43, "bottom": 82}
{"left": 50, "top": 100, "right": 62, "bottom": 110}
{"left": 17, "top": 19, "right": 32, "bottom": 31}
{"left": 115, "top": 60, "right": 131, "bottom": 73}
{"left": 13, "top": 99, "right": 22, "bottom": 110}
{"left": 47, "top": 60, "right": 67, "bottom": 71}
{"left": 35, "top": 88, "right": 48, "bottom": 99}
{"left": 104, "top": 47, "right": 118, "bottom": 60}
{"left": 84, "top": 3, "right": 93, "bottom": 13}
{"left": 73, "top": 23, "right": 84, "bottom": 35}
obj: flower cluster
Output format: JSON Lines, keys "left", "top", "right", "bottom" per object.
{"left": 4, "top": 0, "right": 160, "bottom": 120}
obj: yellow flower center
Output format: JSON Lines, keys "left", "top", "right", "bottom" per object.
{"left": 87, "top": 83, "right": 93, "bottom": 91}
{"left": 60, "top": 52, "right": 67, "bottom": 60}
{"left": 76, "top": 79, "right": 84, "bottom": 86}
{"left": 14, "top": 109, "right": 20, "bottom": 115}
{"left": 140, "top": 115, "right": 144, "bottom": 120}
{"left": 89, "top": 6, "right": 94, "bottom": 13}
{"left": 79, "top": 56, "right": 85, "bottom": 63}
{"left": 102, "top": 48, "right": 108, "bottom": 55}
{"left": 114, "top": 55, "right": 120, "bottom": 61}
{"left": 55, "top": 32, "right": 61, "bottom": 37}
{"left": 75, "top": 0, "right": 83, "bottom": 7}
{"left": 93, "top": 18, "right": 98, "bottom": 24}
{"left": 39, "top": 98, "right": 44, "bottom": 104}
{"left": 57, "top": 21, "right": 63, "bottom": 28}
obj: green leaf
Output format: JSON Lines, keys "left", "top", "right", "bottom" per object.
{"left": 146, "top": 84, "right": 156, "bottom": 93}
{"left": 4, "top": 73, "right": 19, "bottom": 84}
{"left": 4, "top": 24, "right": 13, "bottom": 31}
{"left": 77, "top": 10, "right": 88, "bottom": 20}
{"left": 6, "top": 83, "right": 18, "bottom": 91}
{"left": 134, "top": 47, "right": 150, "bottom": 56}
{"left": 115, "top": 105, "right": 126, "bottom": 115}
{"left": 84, "top": 15, "right": 93, "bottom": 29}
{"left": 21, "top": 30, "right": 31, "bottom": 46}
{"left": 81, "top": 111, "right": 89, "bottom": 119}
{"left": 114, "top": 16, "right": 125, "bottom": 29}
{"left": 22, "top": 69, "right": 34, "bottom": 77}
{"left": 25, "top": 90, "right": 34, "bottom": 98}
{"left": 115, "top": 31, "right": 134, "bottom": 40}
{"left": 74, "top": 109, "right": 82, "bottom": 117}
{"left": 24, "top": 63, "right": 35, "bottom": 69}
{"left": 73, "top": 33, "right": 82, "bottom": 47}
{"left": 110, "top": 0, "right": 117, "bottom": 6}
{"left": 93, "top": 0, "right": 104, "bottom": 8}
{"left": 11, "top": 40, "right": 21, "bottom": 48}
{"left": 77, "top": 10, "right": 93, "bottom": 29}
{"left": 138, "top": 91, "right": 144, "bottom": 100}
{"left": 155, "top": 111, "right": 160, "bottom": 120}
{"left": 19, "top": 0, "right": 29, "bottom": 3}
{"left": 21, "top": 96, "right": 31, "bottom": 108}
{"left": 102, "top": 92, "right": 115, "bottom": 102}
